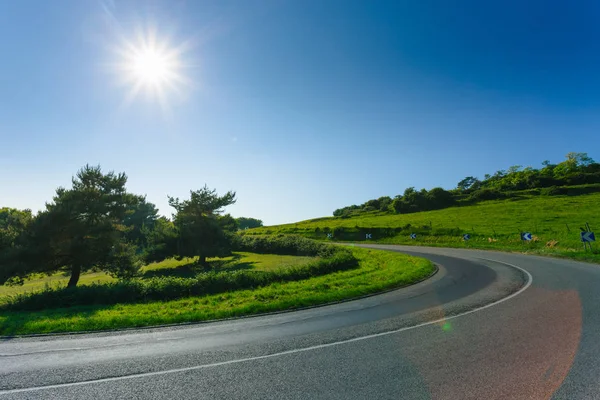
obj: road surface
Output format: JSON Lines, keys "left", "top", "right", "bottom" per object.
{"left": 1, "top": 245, "right": 598, "bottom": 399}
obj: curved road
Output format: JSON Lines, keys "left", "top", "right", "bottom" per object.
{"left": 1, "top": 245, "right": 599, "bottom": 399}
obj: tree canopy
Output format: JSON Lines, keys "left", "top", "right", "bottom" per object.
{"left": 168, "top": 186, "right": 237, "bottom": 265}
{"left": 236, "top": 217, "right": 263, "bottom": 230}
{"left": 0, "top": 208, "right": 33, "bottom": 285}
{"left": 14, "top": 165, "right": 141, "bottom": 287}
{"left": 123, "top": 195, "right": 159, "bottom": 248}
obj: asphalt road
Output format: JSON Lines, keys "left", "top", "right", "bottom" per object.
{"left": 1, "top": 246, "right": 599, "bottom": 399}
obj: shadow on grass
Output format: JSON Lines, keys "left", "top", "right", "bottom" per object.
{"left": 142, "top": 254, "right": 256, "bottom": 279}
{"left": 208, "top": 254, "right": 257, "bottom": 273}
{"left": 142, "top": 260, "right": 203, "bottom": 279}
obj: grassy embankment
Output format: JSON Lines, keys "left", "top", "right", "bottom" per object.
{"left": 0, "top": 243, "right": 433, "bottom": 335}
{"left": 249, "top": 193, "right": 600, "bottom": 263}
{"left": 0, "top": 252, "right": 314, "bottom": 302}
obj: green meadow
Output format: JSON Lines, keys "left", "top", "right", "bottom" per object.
{"left": 250, "top": 193, "right": 600, "bottom": 262}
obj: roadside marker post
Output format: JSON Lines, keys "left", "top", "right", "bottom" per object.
{"left": 520, "top": 232, "right": 532, "bottom": 241}
{"left": 581, "top": 223, "right": 595, "bottom": 252}
{"left": 463, "top": 234, "right": 470, "bottom": 241}
{"left": 410, "top": 233, "right": 417, "bottom": 240}
{"left": 581, "top": 231, "right": 595, "bottom": 242}
{"left": 326, "top": 233, "right": 333, "bottom": 239}
{"left": 365, "top": 233, "right": 372, "bottom": 239}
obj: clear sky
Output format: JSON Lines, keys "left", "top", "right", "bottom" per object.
{"left": 1, "top": 0, "right": 599, "bottom": 225}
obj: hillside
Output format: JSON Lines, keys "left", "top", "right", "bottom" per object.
{"left": 331, "top": 152, "right": 599, "bottom": 218}
{"left": 248, "top": 191, "right": 600, "bottom": 262}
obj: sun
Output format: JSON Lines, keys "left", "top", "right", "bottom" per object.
{"left": 131, "top": 48, "right": 170, "bottom": 84}
{"left": 114, "top": 27, "right": 190, "bottom": 109}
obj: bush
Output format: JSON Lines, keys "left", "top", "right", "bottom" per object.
{"left": 541, "top": 186, "right": 565, "bottom": 196}
{"left": 467, "top": 189, "right": 506, "bottom": 201}
{"left": 235, "top": 234, "right": 336, "bottom": 257}
{"left": 540, "top": 184, "right": 600, "bottom": 196}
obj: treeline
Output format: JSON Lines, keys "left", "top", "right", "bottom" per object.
{"left": 334, "top": 152, "right": 600, "bottom": 218}
{"left": 0, "top": 165, "right": 262, "bottom": 288}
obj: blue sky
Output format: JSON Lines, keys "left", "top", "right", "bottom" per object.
{"left": 1, "top": 0, "right": 599, "bottom": 225}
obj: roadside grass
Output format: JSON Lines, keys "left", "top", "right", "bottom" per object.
{"left": 249, "top": 193, "right": 600, "bottom": 263}
{"left": 0, "top": 253, "right": 316, "bottom": 304}
{"left": 0, "top": 248, "right": 434, "bottom": 335}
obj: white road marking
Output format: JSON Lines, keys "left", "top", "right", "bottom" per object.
{"left": 0, "top": 258, "right": 533, "bottom": 395}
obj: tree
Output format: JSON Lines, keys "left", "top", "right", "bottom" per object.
{"left": 0, "top": 208, "right": 32, "bottom": 250}
{"left": 0, "top": 208, "right": 33, "bottom": 285}
{"left": 566, "top": 152, "right": 595, "bottom": 167}
{"left": 426, "top": 187, "right": 455, "bottom": 209}
{"left": 19, "top": 165, "right": 141, "bottom": 287}
{"left": 236, "top": 217, "right": 263, "bottom": 230}
{"left": 143, "top": 216, "right": 178, "bottom": 263}
{"left": 457, "top": 176, "right": 480, "bottom": 191}
{"left": 507, "top": 165, "right": 523, "bottom": 174}
{"left": 219, "top": 214, "right": 239, "bottom": 232}
{"left": 377, "top": 196, "right": 393, "bottom": 212}
{"left": 123, "top": 195, "right": 159, "bottom": 249}
{"left": 168, "top": 186, "right": 236, "bottom": 265}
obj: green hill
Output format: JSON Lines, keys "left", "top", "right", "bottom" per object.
{"left": 248, "top": 191, "right": 600, "bottom": 262}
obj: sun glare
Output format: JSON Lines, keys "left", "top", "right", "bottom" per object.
{"left": 131, "top": 48, "right": 170, "bottom": 84}
{"left": 114, "top": 27, "right": 190, "bottom": 110}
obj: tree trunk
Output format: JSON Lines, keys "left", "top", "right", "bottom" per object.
{"left": 67, "top": 265, "right": 81, "bottom": 288}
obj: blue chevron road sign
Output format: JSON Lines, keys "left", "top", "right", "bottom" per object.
{"left": 521, "top": 232, "right": 532, "bottom": 241}
{"left": 581, "top": 231, "right": 596, "bottom": 242}
{"left": 463, "top": 234, "right": 470, "bottom": 241}
{"left": 410, "top": 233, "right": 417, "bottom": 240}
{"left": 365, "top": 233, "right": 372, "bottom": 239}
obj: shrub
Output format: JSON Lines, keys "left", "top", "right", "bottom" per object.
{"left": 468, "top": 189, "right": 506, "bottom": 201}
{"left": 235, "top": 234, "right": 336, "bottom": 257}
{"left": 540, "top": 184, "right": 600, "bottom": 196}
{"left": 541, "top": 186, "right": 565, "bottom": 196}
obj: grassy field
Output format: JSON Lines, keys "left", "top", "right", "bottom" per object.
{"left": 0, "top": 252, "right": 315, "bottom": 303}
{"left": 0, "top": 248, "right": 433, "bottom": 335}
{"left": 250, "top": 193, "right": 600, "bottom": 262}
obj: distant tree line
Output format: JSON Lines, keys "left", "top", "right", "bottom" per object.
{"left": 0, "top": 165, "right": 261, "bottom": 288}
{"left": 236, "top": 217, "right": 263, "bottom": 230}
{"left": 333, "top": 152, "right": 600, "bottom": 218}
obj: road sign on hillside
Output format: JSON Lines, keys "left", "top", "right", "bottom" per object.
{"left": 463, "top": 234, "right": 470, "bottom": 241}
{"left": 410, "top": 233, "right": 417, "bottom": 240}
{"left": 521, "top": 232, "right": 532, "bottom": 241}
{"left": 326, "top": 233, "right": 333, "bottom": 238}
{"left": 581, "top": 231, "right": 596, "bottom": 242}
{"left": 365, "top": 233, "right": 372, "bottom": 239}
